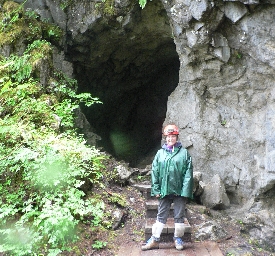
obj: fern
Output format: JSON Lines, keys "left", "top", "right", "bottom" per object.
{"left": 8, "top": 55, "right": 32, "bottom": 83}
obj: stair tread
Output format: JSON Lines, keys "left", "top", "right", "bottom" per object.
{"left": 135, "top": 183, "right": 193, "bottom": 242}
{"left": 132, "top": 183, "right": 151, "bottom": 192}
{"left": 145, "top": 199, "right": 175, "bottom": 209}
{"left": 145, "top": 199, "right": 159, "bottom": 209}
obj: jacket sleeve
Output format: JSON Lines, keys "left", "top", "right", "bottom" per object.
{"left": 151, "top": 151, "right": 161, "bottom": 196}
{"left": 181, "top": 151, "right": 193, "bottom": 199}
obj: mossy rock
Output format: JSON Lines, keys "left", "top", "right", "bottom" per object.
{"left": 3, "top": 1, "right": 22, "bottom": 14}
{"left": 0, "top": 1, "right": 62, "bottom": 48}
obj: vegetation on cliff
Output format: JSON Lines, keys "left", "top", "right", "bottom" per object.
{"left": 0, "top": 1, "right": 136, "bottom": 255}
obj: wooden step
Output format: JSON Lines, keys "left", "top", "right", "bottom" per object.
{"left": 132, "top": 184, "right": 151, "bottom": 199}
{"left": 145, "top": 199, "right": 174, "bottom": 210}
{"left": 117, "top": 241, "right": 224, "bottom": 256}
{"left": 145, "top": 218, "right": 192, "bottom": 242}
{"left": 133, "top": 184, "right": 192, "bottom": 243}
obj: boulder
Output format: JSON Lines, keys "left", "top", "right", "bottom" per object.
{"left": 195, "top": 220, "right": 228, "bottom": 241}
{"left": 201, "top": 174, "right": 230, "bottom": 210}
{"left": 111, "top": 208, "right": 126, "bottom": 230}
{"left": 193, "top": 171, "right": 203, "bottom": 196}
{"left": 115, "top": 164, "right": 138, "bottom": 181}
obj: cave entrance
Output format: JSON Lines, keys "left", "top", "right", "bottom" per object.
{"left": 68, "top": 1, "right": 179, "bottom": 167}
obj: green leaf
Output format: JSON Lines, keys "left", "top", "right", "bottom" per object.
{"left": 139, "top": 0, "right": 147, "bottom": 9}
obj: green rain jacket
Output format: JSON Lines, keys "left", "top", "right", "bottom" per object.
{"left": 151, "top": 142, "right": 193, "bottom": 199}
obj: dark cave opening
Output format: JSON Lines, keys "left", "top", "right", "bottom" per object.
{"left": 67, "top": 1, "right": 179, "bottom": 167}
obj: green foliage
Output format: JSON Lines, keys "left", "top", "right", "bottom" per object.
{"left": 60, "top": 0, "right": 75, "bottom": 10}
{"left": 25, "top": 9, "right": 39, "bottom": 20}
{"left": 236, "top": 52, "right": 242, "bottom": 59}
{"left": 0, "top": 0, "right": 62, "bottom": 46}
{"left": 139, "top": 0, "right": 147, "bottom": 9}
{"left": 94, "top": 0, "right": 117, "bottom": 17}
{"left": 0, "top": 1, "right": 132, "bottom": 255}
{"left": 0, "top": 0, "right": 26, "bottom": 31}
{"left": 7, "top": 54, "right": 33, "bottom": 82}
{"left": 60, "top": 0, "right": 146, "bottom": 12}
{"left": 106, "top": 192, "right": 127, "bottom": 207}
{"left": 221, "top": 119, "right": 226, "bottom": 126}
{"left": 0, "top": 146, "right": 106, "bottom": 253}
{"left": 0, "top": 9, "right": 106, "bottom": 255}
{"left": 42, "top": 23, "right": 63, "bottom": 43}
{"left": 0, "top": 90, "right": 106, "bottom": 255}
{"left": 52, "top": 72, "right": 102, "bottom": 130}
{"left": 92, "top": 240, "right": 107, "bottom": 249}
{"left": 0, "top": 102, "right": 106, "bottom": 255}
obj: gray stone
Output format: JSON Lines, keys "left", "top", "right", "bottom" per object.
{"left": 195, "top": 181, "right": 205, "bottom": 197}
{"left": 190, "top": 0, "right": 209, "bottom": 21}
{"left": 52, "top": 48, "right": 74, "bottom": 78}
{"left": 211, "top": 33, "right": 228, "bottom": 47}
{"left": 38, "top": 58, "right": 50, "bottom": 86}
{"left": 168, "top": 2, "right": 193, "bottom": 28}
{"left": 74, "top": 108, "right": 101, "bottom": 146}
{"left": 193, "top": 171, "right": 203, "bottom": 196}
{"left": 14, "top": 0, "right": 63, "bottom": 26}
{"left": 0, "top": 37, "right": 26, "bottom": 57}
{"left": 115, "top": 164, "right": 137, "bottom": 181}
{"left": 210, "top": 33, "right": 231, "bottom": 62}
{"left": 51, "top": 114, "right": 61, "bottom": 131}
{"left": 223, "top": 2, "right": 248, "bottom": 23}
{"left": 195, "top": 221, "right": 228, "bottom": 241}
{"left": 111, "top": 209, "right": 125, "bottom": 230}
{"left": 226, "top": 204, "right": 275, "bottom": 250}
{"left": 212, "top": 46, "right": 231, "bottom": 62}
{"left": 165, "top": 4, "right": 275, "bottom": 248}
{"left": 0, "top": 44, "right": 12, "bottom": 57}
{"left": 201, "top": 174, "right": 230, "bottom": 210}
{"left": 236, "top": 0, "right": 259, "bottom": 4}
{"left": 116, "top": 165, "right": 131, "bottom": 180}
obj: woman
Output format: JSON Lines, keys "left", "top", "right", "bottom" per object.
{"left": 141, "top": 124, "right": 193, "bottom": 251}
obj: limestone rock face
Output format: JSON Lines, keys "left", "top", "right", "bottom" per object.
{"left": 17, "top": 0, "right": 275, "bottom": 250}
{"left": 162, "top": 1, "right": 275, "bottom": 249}
{"left": 164, "top": 0, "right": 275, "bottom": 204}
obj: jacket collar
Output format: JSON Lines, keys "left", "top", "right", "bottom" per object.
{"left": 162, "top": 142, "right": 182, "bottom": 152}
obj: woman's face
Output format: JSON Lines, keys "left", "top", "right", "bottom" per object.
{"left": 165, "top": 135, "right": 177, "bottom": 147}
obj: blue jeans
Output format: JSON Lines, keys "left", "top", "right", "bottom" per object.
{"left": 157, "top": 195, "right": 186, "bottom": 224}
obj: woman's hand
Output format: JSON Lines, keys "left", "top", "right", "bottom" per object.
{"left": 155, "top": 194, "right": 160, "bottom": 198}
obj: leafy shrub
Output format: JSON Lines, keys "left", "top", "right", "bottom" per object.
{"left": 0, "top": 134, "right": 107, "bottom": 254}
{"left": 0, "top": 5, "right": 106, "bottom": 255}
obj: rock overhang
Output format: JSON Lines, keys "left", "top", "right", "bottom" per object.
{"left": 65, "top": 0, "right": 180, "bottom": 166}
